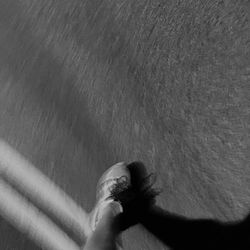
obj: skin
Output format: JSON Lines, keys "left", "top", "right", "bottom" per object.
{"left": 83, "top": 201, "right": 121, "bottom": 250}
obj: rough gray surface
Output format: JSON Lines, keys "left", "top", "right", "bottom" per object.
{"left": 0, "top": 0, "right": 250, "bottom": 249}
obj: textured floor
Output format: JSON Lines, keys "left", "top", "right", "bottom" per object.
{"left": 0, "top": 0, "right": 250, "bottom": 249}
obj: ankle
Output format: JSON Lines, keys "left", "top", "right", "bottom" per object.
{"left": 97, "top": 200, "right": 122, "bottom": 233}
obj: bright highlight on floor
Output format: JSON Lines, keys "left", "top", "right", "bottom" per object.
{"left": 0, "top": 139, "right": 91, "bottom": 250}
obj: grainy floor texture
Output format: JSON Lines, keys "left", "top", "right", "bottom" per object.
{"left": 0, "top": 0, "right": 250, "bottom": 249}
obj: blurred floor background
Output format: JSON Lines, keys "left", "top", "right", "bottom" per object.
{"left": 0, "top": 0, "right": 250, "bottom": 249}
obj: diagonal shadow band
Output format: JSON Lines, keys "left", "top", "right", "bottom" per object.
{"left": 0, "top": 0, "right": 117, "bottom": 180}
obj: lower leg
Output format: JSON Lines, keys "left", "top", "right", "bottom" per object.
{"left": 83, "top": 201, "right": 122, "bottom": 250}
{"left": 83, "top": 162, "right": 130, "bottom": 250}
